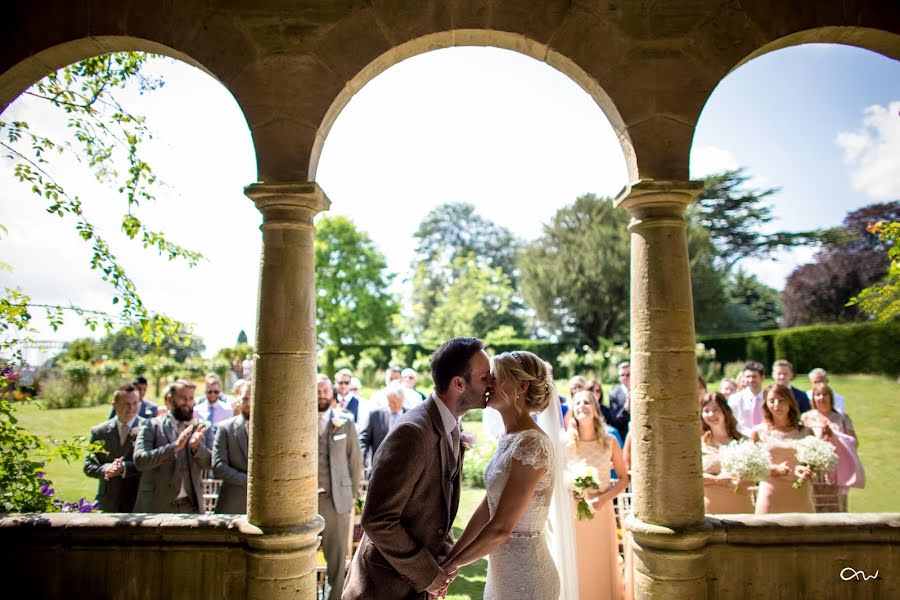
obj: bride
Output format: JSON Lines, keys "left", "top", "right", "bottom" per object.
{"left": 440, "top": 351, "right": 578, "bottom": 599}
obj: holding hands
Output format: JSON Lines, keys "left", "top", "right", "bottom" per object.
{"left": 427, "top": 564, "right": 458, "bottom": 599}
{"left": 104, "top": 457, "right": 125, "bottom": 479}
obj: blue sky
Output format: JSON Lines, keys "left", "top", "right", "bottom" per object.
{"left": 1, "top": 43, "right": 897, "bottom": 356}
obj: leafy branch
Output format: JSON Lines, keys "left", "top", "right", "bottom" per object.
{"left": 0, "top": 52, "right": 202, "bottom": 347}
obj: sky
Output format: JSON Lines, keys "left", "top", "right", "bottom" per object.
{"left": 1, "top": 43, "right": 898, "bottom": 359}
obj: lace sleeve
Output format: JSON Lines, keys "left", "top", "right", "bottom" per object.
{"left": 511, "top": 429, "right": 553, "bottom": 471}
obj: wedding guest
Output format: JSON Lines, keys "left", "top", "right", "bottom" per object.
{"left": 750, "top": 385, "right": 814, "bottom": 514}
{"left": 134, "top": 380, "right": 214, "bottom": 513}
{"left": 728, "top": 361, "right": 766, "bottom": 436}
{"left": 317, "top": 374, "right": 362, "bottom": 600}
{"left": 719, "top": 378, "right": 738, "bottom": 398}
{"left": 772, "top": 359, "right": 811, "bottom": 414}
{"left": 607, "top": 362, "right": 631, "bottom": 440}
{"left": 801, "top": 383, "right": 860, "bottom": 512}
{"left": 84, "top": 384, "right": 144, "bottom": 512}
{"left": 807, "top": 368, "right": 847, "bottom": 413}
{"left": 194, "top": 373, "right": 233, "bottom": 428}
{"left": 108, "top": 376, "right": 158, "bottom": 420}
{"left": 700, "top": 393, "right": 753, "bottom": 514}
{"left": 213, "top": 382, "right": 251, "bottom": 514}
{"left": 565, "top": 390, "right": 628, "bottom": 600}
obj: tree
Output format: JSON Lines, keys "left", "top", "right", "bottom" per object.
{"left": 421, "top": 255, "right": 518, "bottom": 346}
{"left": 519, "top": 194, "right": 631, "bottom": 345}
{"left": 314, "top": 216, "right": 398, "bottom": 347}
{"left": 0, "top": 53, "right": 199, "bottom": 512}
{"left": 236, "top": 330, "right": 248, "bottom": 345}
{"left": 847, "top": 220, "right": 899, "bottom": 322}
{"left": 727, "top": 270, "right": 782, "bottom": 331}
{"left": 690, "top": 168, "right": 823, "bottom": 271}
{"left": 783, "top": 202, "right": 899, "bottom": 326}
{"left": 410, "top": 202, "right": 525, "bottom": 336}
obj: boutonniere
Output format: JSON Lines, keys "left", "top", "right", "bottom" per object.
{"left": 331, "top": 411, "right": 349, "bottom": 432}
{"left": 129, "top": 427, "right": 139, "bottom": 439}
{"left": 460, "top": 431, "right": 476, "bottom": 450}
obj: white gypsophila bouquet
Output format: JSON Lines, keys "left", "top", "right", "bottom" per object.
{"left": 793, "top": 436, "right": 838, "bottom": 489}
{"left": 566, "top": 460, "right": 601, "bottom": 520}
{"left": 718, "top": 439, "right": 770, "bottom": 492}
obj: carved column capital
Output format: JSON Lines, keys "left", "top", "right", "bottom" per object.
{"left": 244, "top": 181, "right": 331, "bottom": 229}
{"left": 615, "top": 179, "right": 704, "bottom": 225}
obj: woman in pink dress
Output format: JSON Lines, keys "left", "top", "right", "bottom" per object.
{"left": 750, "top": 385, "right": 814, "bottom": 514}
{"left": 565, "top": 390, "right": 629, "bottom": 600}
{"left": 700, "top": 393, "right": 754, "bottom": 514}
{"left": 801, "top": 383, "right": 859, "bottom": 511}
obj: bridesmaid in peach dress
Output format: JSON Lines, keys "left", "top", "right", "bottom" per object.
{"left": 700, "top": 393, "right": 755, "bottom": 513}
{"left": 565, "top": 390, "right": 629, "bottom": 600}
{"left": 750, "top": 385, "right": 815, "bottom": 514}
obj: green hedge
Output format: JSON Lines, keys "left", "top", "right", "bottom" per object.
{"left": 698, "top": 330, "right": 779, "bottom": 368}
{"left": 701, "top": 322, "right": 899, "bottom": 376}
{"left": 773, "top": 322, "right": 899, "bottom": 375}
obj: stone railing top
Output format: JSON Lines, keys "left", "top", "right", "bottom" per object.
{"left": 0, "top": 513, "right": 247, "bottom": 545}
{"left": 706, "top": 512, "right": 900, "bottom": 545}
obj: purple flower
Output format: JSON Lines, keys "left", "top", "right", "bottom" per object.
{"left": 40, "top": 481, "right": 55, "bottom": 497}
{"left": 35, "top": 470, "right": 45, "bottom": 479}
{"left": 78, "top": 502, "right": 94, "bottom": 513}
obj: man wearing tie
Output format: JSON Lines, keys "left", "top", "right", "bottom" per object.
{"left": 133, "top": 380, "right": 214, "bottom": 513}
{"left": 213, "top": 381, "right": 251, "bottom": 514}
{"left": 84, "top": 383, "right": 145, "bottom": 512}
{"left": 318, "top": 374, "right": 363, "bottom": 600}
{"left": 728, "top": 361, "right": 767, "bottom": 436}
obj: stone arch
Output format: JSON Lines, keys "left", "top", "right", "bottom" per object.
{"left": 690, "top": 26, "right": 900, "bottom": 161}
{"left": 306, "top": 29, "right": 635, "bottom": 183}
{"left": 0, "top": 36, "right": 212, "bottom": 114}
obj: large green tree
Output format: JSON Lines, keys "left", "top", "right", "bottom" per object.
{"left": 420, "top": 254, "right": 517, "bottom": 346}
{"left": 689, "top": 168, "right": 822, "bottom": 272}
{"left": 519, "top": 194, "right": 631, "bottom": 345}
{"left": 314, "top": 216, "right": 398, "bottom": 347}
{"left": 410, "top": 202, "right": 526, "bottom": 336}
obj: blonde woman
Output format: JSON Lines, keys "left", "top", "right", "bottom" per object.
{"left": 750, "top": 385, "right": 814, "bottom": 514}
{"left": 566, "top": 390, "right": 628, "bottom": 600}
{"left": 442, "top": 351, "right": 578, "bottom": 600}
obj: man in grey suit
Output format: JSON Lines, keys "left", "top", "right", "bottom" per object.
{"left": 212, "top": 381, "right": 251, "bottom": 514}
{"left": 359, "top": 382, "right": 406, "bottom": 477}
{"left": 133, "top": 380, "right": 214, "bottom": 513}
{"left": 84, "top": 383, "right": 145, "bottom": 512}
{"left": 318, "top": 374, "right": 363, "bottom": 600}
{"left": 343, "top": 337, "right": 493, "bottom": 600}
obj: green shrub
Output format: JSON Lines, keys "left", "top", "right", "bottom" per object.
{"left": 774, "top": 321, "right": 900, "bottom": 375}
{"left": 461, "top": 408, "right": 483, "bottom": 423}
{"left": 462, "top": 438, "right": 496, "bottom": 488}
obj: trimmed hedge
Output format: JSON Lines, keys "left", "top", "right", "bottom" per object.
{"left": 698, "top": 330, "right": 779, "bottom": 369}
{"left": 773, "top": 322, "right": 899, "bottom": 376}
{"left": 701, "top": 322, "right": 899, "bottom": 376}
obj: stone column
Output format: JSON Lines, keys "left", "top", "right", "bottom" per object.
{"left": 243, "top": 182, "right": 329, "bottom": 600}
{"left": 615, "top": 179, "right": 709, "bottom": 599}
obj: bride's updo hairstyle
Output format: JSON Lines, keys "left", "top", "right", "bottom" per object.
{"left": 492, "top": 351, "right": 555, "bottom": 414}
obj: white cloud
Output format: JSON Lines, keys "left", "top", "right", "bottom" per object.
{"left": 690, "top": 146, "right": 740, "bottom": 179}
{"left": 836, "top": 101, "right": 900, "bottom": 199}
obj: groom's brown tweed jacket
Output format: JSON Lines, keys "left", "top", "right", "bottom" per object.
{"left": 342, "top": 395, "right": 464, "bottom": 600}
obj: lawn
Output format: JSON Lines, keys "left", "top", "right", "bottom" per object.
{"left": 9, "top": 373, "right": 897, "bottom": 599}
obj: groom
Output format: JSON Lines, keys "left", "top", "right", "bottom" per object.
{"left": 343, "top": 337, "right": 492, "bottom": 599}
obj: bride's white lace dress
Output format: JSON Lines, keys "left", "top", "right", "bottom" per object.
{"left": 483, "top": 429, "right": 560, "bottom": 599}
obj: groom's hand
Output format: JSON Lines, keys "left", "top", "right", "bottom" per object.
{"left": 425, "top": 566, "right": 453, "bottom": 596}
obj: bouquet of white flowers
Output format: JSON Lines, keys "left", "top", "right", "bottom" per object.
{"left": 566, "top": 460, "right": 601, "bottom": 520}
{"left": 793, "top": 436, "right": 838, "bottom": 489}
{"left": 718, "top": 439, "right": 770, "bottom": 493}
